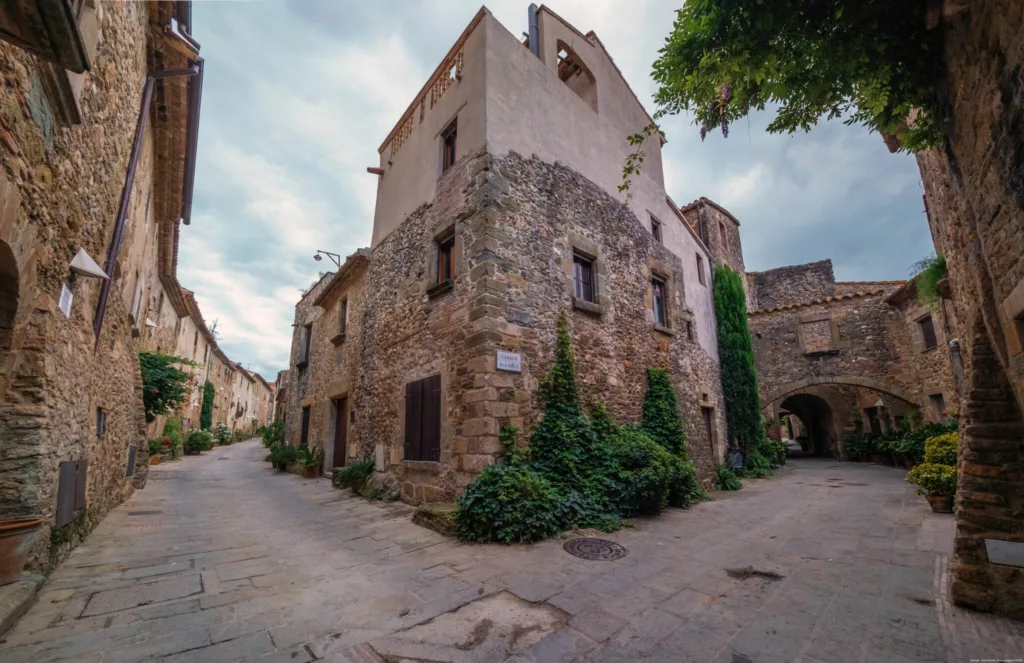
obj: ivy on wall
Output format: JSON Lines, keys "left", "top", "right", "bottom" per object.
{"left": 138, "top": 352, "right": 195, "bottom": 423}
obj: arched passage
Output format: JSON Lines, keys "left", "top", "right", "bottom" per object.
{"left": 779, "top": 393, "right": 835, "bottom": 458}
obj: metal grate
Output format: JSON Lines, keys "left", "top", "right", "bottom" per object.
{"left": 563, "top": 538, "right": 628, "bottom": 561}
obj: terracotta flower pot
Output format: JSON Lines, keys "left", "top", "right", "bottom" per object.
{"left": 925, "top": 495, "right": 954, "bottom": 513}
{"left": 0, "top": 517, "right": 45, "bottom": 586}
{"left": 301, "top": 465, "right": 320, "bottom": 479}
{"left": 149, "top": 454, "right": 161, "bottom": 465}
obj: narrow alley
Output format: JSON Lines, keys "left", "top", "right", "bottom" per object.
{"left": 2, "top": 442, "right": 1022, "bottom": 663}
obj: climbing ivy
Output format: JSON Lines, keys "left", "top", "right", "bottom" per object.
{"left": 641, "top": 368, "right": 687, "bottom": 457}
{"left": 712, "top": 265, "right": 771, "bottom": 468}
{"left": 200, "top": 380, "right": 214, "bottom": 430}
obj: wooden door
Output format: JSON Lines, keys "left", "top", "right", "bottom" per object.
{"left": 333, "top": 397, "right": 347, "bottom": 468}
{"left": 404, "top": 375, "right": 441, "bottom": 462}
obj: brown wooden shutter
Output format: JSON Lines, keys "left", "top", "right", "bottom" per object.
{"left": 424, "top": 375, "right": 442, "bottom": 462}
{"left": 56, "top": 461, "right": 78, "bottom": 526}
{"left": 74, "top": 459, "right": 87, "bottom": 511}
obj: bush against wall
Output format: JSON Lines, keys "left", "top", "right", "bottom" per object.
{"left": 712, "top": 265, "right": 771, "bottom": 470}
{"left": 139, "top": 352, "right": 196, "bottom": 423}
{"left": 200, "top": 380, "right": 214, "bottom": 430}
{"left": 456, "top": 313, "right": 704, "bottom": 544}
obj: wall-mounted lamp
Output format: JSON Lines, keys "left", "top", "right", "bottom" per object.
{"left": 313, "top": 250, "right": 341, "bottom": 268}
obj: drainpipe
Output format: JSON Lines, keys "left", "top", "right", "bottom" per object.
{"left": 528, "top": 4, "right": 540, "bottom": 58}
{"left": 92, "top": 64, "right": 200, "bottom": 349}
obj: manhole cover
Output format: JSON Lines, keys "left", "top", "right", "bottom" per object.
{"left": 563, "top": 538, "right": 628, "bottom": 561}
{"left": 127, "top": 510, "right": 162, "bottom": 516}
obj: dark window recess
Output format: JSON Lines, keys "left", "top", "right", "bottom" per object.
{"left": 652, "top": 276, "right": 668, "bottom": 326}
{"left": 405, "top": 374, "right": 441, "bottom": 462}
{"left": 437, "top": 234, "right": 455, "bottom": 283}
{"left": 126, "top": 445, "right": 137, "bottom": 477}
{"left": 718, "top": 221, "right": 728, "bottom": 249}
{"left": 696, "top": 254, "right": 706, "bottom": 286}
{"left": 339, "top": 297, "right": 348, "bottom": 335}
{"left": 651, "top": 216, "right": 662, "bottom": 243}
{"left": 930, "top": 393, "right": 947, "bottom": 420}
{"left": 96, "top": 408, "right": 107, "bottom": 436}
{"left": 56, "top": 461, "right": 78, "bottom": 527}
{"left": 686, "top": 320, "right": 694, "bottom": 342}
{"left": 573, "top": 252, "right": 595, "bottom": 303}
{"left": 441, "top": 119, "right": 457, "bottom": 173}
{"left": 301, "top": 324, "right": 312, "bottom": 363}
{"left": 300, "top": 406, "right": 311, "bottom": 448}
{"left": 701, "top": 407, "right": 715, "bottom": 450}
{"left": 920, "top": 315, "right": 938, "bottom": 350}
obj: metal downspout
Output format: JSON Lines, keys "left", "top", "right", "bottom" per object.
{"left": 528, "top": 4, "right": 540, "bottom": 58}
{"left": 92, "top": 64, "right": 199, "bottom": 350}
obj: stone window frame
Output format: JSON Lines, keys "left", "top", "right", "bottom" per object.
{"left": 427, "top": 220, "right": 460, "bottom": 300}
{"left": 718, "top": 220, "right": 729, "bottom": 250}
{"left": 331, "top": 296, "right": 348, "bottom": 346}
{"left": 565, "top": 233, "right": 608, "bottom": 316}
{"left": 918, "top": 314, "right": 939, "bottom": 351}
{"left": 440, "top": 116, "right": 458, "bottom": 174}
{"left": 696, "top": 253, "right": 706, "bottom": 286}
{"left": 297, "top": 322, "right": 313, "bottom": 368}
{"left": 395, "top": 364, "right": 450, "bottom": 473}
{"left": 38, "top": 0, "right": 101, "bottom": 127}
{"left": 650, "top": 213, "right": 663, "bottom": 244}
{"left": 795, "top": 313, "right": 849, "bottom": 356}
{"left": 647, "top": 259, "right": 677, "bottom": 336}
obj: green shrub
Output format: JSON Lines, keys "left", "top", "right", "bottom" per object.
{"left": 139, "top": 352, "right": 195, "bottom": 422}
{"left": 715, "top": 465, "right": 742, "bottom": 491}
{"left": 913, "top": 254, "right": 947, "bottom": 304}
{"left": 147, "top": 439, "right": 163, "bottom": 456}
{"left": 667, "top": 455, "right": 707, "bottom": 507}
{"left": 737, "top": 450, "right": 772, "bottom": 478}
{"left": 334, "top": 458, "right": 374, "bottom": 488}
{"left": 266, "top": 444, "right": 297, "bottom": 470}
{"left": 906, "top": 463, "right": 957, "bottom": 496}
{"left": 213, "top": 424, "right": 232, "bottom": 446}
{"left": 200, "top": 380, "right": 214, "bottom": 430}
{"left": 233, "top": 429, "right": 249, "bottom": 442}
{"left": 457, "top": 463, "right": 569, "bottom": 543}
{"left": 843, "top": 433, "right": 873, "bottom": 461}
{"left": 183, "top": 429, "right": 214, "bottom": 453}
{"left": 924, "top": 432, "right": 958, "bottom": 466}
{"left": 765, "top": 440, "right": 788, "bottom": 464}
{"left": 262, "top": 420, "right": 284, "bottom": 448}
{"left": 606, "top": 427, "right": 674, "bottom": 517}
{"left": 296, "top": 446, "right": 325, "bottom": 469}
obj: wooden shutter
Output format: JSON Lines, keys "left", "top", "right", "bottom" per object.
{"left": 405, "top": 380, "right": 424, "bottom": 461}
{"left": 424, "top": 375, "right": 442, "bottom": 462}
{"left": 56, "top": 461, "right": 78, "bottom": 526}
{"left": 126, "top": 445, "right": 137, "bottom": 477}
{"left": 74, "top": 459, "right": 87, "bottom": 511}
{"left": 300, "top": 406, "right": 311, "bottom": 448}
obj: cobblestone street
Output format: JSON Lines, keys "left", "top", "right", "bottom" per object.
{"left": 2, "top": 440, "right": 1023, "bottom": 663}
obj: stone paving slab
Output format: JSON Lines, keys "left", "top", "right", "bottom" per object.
{"left": 3, "top": 442, "right": 1024, "bottom": 662}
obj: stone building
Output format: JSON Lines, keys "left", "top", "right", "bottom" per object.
{"left": 0, "top": 1, "right": 202, "bottom": 571}
{"left": 909, "top": 0, "right": 1024, "bottom": 618}
{"left": 286, "top": 7, "right": 727, "bottom": 503}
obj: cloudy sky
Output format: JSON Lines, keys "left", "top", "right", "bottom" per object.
{"left": 181, "top": 0, "right": 935, "bottom": 377}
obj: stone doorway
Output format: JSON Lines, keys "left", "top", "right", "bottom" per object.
{"left": 779, "top": 393, "right": 836, "bottom": 458}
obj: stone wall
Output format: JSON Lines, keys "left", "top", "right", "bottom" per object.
{"left": 353, "top": 151, "right": 726, "bottom": 504}
{"left": 680, "top": 199, "right": 745, "bottom": 278}
{"left": 914, "top": 0, "right": 1024, "bottom": 618}
{"left": 284, "top": 273, "right": 334, "bottom": 448}
{"left": 750, "top": 260, "right": 837, "bottom": 312}
{"left": 0, "top": 1, "right": 154, "bottom": 571}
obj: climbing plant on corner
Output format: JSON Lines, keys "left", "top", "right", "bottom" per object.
{"left": 200, "top": 380, "right": 214, "bottom": 430}
{"left": 712, "top": 265, "right": 768, "bottom": 464}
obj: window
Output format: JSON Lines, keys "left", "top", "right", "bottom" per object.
{"left": 701, "top": 407, "right": 715, "bottom": 451}
{"left": 929, "top": 394, "right": 947, "bottom": 422}
{"left": 650, "top": 215, "right": 662, "bottom": 244}
{"left": 573, "top": 252, "right": 595, "bottom": 303}
{"left": 696, "top": 254, "right": 706, "bottom": 286}
{"left": 300, "top": 323, "right": 312, "bottom": 365}
{"left": 156, "top": 291, "right": 164, "bottom": 315}
{"left": 405, "top": 375, "right": 441, "bottom": 462}
{"left": 441, "top": 118, "right": 457, "bottom": 173}
{"left": 437, "top": 233, "right": 455, "bottom": 283}
{"left": 686, "top": 320, "right": 695, "bottom": 342}
{"left": 718, "top": 220, "right": 728, "bottom": 249}
{"left": 652, "top": 276, "right": 668, "bottom": 327}
{"left": 339, "top": 297, "right": 348, "bottom": 335}
{"left": 300, "top": 405, "right": 311, "bottom": 448}
{"left": 96, "top": 408, "right": 107, "bottom": 436}
{"left": 919, "top": 315, "right": 938, "bottom": 350}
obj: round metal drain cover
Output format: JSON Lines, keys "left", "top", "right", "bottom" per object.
{"left": 563, "top": 538, "right": 628, "bottom": 561}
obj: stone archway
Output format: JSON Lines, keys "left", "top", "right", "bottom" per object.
{"left": 763, "top": 376, "right": 914, "bottom": 409}
{"left": 779, "top": 393, "right": 835, "bottom": 457}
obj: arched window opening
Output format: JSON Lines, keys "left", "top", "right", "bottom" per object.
{"left": 556, "top": 41, "right": 597, "bottom": 113}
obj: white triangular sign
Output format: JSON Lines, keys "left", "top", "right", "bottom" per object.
{"left": 70, "top": 248, "right": 109, "bottom": 279}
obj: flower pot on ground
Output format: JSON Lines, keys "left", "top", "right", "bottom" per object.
{"left": 294, "top": 446, "right": 325, "bottom": 479}
{"left": 265, "top": 443, "right": 298, "bottom": 472}
{"left": 0, "top": 516, "right": 45, "bottom": 585}
{"left": 333, "top": 458, "right": 374, "bottom": 493}
{"left": 183, "top": 429, "right": 215, "bottom": 456}
{"left": 150, "top": 454, "right": 161, "bottom": 465}
{"left": 925, "top": 495, "right": 954, "bottom": 513}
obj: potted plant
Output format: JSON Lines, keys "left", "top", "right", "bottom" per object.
{"left": 295, "top": 447, "right": 325, "bottom": 478}
{"left": 333, "top": 458, "right": 374, "bottom": 494}
{"left": 183, "top": 429, "right": 214, "bottom": 456}
{"left": 0, "top": 516, "right": 45, "bottom": 585}
{"left": 214, "top": 424, "right": 232, "bottom": 446}
{"left": 147, "top": 439, "right": 163, "bottom": 466}
{"left": 265, "top": 444, "right": 297, "bottom": 471}
{"left": 906, "top": 463, "right": 956, "bottom": 512}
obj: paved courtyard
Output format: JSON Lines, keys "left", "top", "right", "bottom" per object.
{"left": 2, "top": 440, "right": 1024, "bottom": 663}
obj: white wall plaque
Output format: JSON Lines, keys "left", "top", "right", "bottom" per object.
{"left": 497, "top": 351, "right": 521, "bottom": 372}
{"left": 59, "top": 283, "right": 73, "bottom": 317}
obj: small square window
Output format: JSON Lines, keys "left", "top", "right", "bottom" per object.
{"left": 437, "top": 233, "right": 455, "bottom": 283}
{"left": 652, "top": 276, "right": 668, "bottom": 327}
{"left": 696, "top": 254, "right": 706, "bottom": 286}
{"left": 650, "top": 215, "right": 662, "bottom": 244}
{"left": 919, "top": 315, "right": 938, "bottom": 350}
{"left": 96, "top": 408, "right": 107, "bottom": 436}
{"left": 573, "top": 252, "right": 595, "bottom": 303}
{"left": 441, "top": 119, "right": 457, "bottom": 173}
